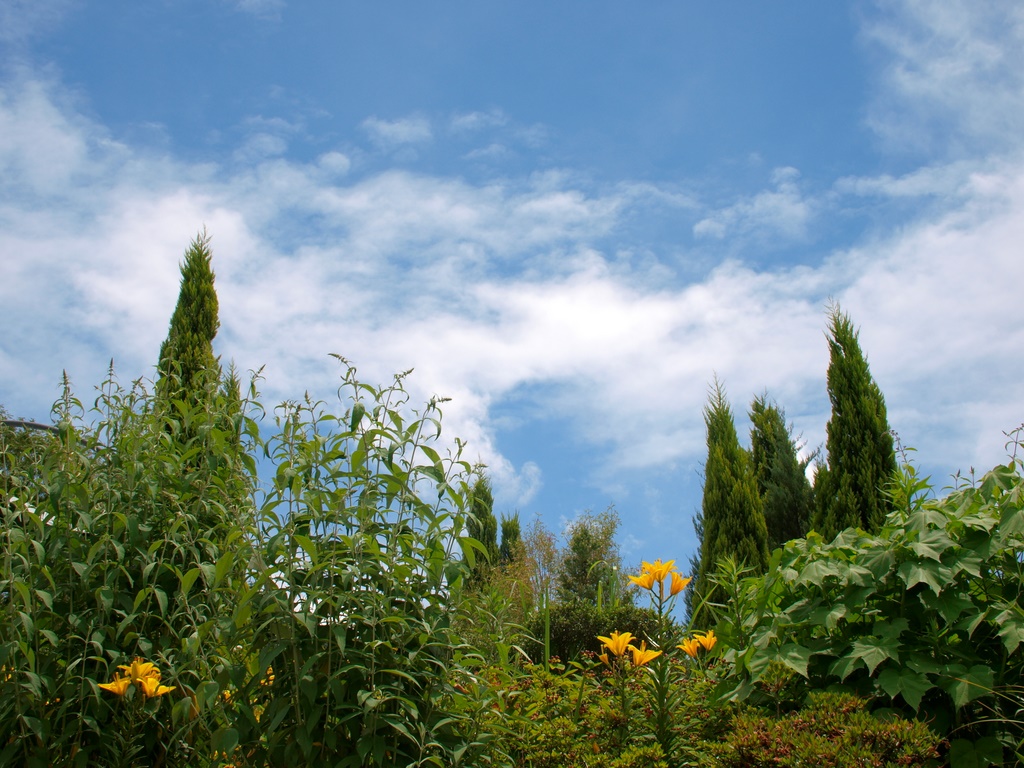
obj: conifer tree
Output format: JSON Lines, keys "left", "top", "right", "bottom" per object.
{"left": 749, "top": 394, "right": 814, "bottom": 551}
{"left": 154, "top": 232, "right": 251, "bottom": 534}
{"left": 694, "top": 379, "right": 768, "bottom": 624}
{"left": 684, "top": 508, "right": 703, "bottom": 622}
{"left": 813, "top": 306, "right": 897, "bottom": 539}
{"left": 156, "top": 230, "right": 221, "bottom": 405}
{"left": 466, "top": 475, "right": 499, "bottom": 584}
{"left": 499, "top": 512, "right": 522, "bottom": 564}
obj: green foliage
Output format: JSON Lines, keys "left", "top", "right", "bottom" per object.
{"left": 0, "top": 360, "right": 496, "bottom": 766}
{"left": 0, "top": 371, "right": 256, "bottom": 766}
{"left": 218, "top": 360, "right": 485, "bottom": 766}
{"left": 156, "top": 230, "right": 222, "bottom": 406}
{"left": 556, "top": 507, "right": 622, "bottom": 605}
{"left": 713, "top": 445, "right": 1024, "bottom": 763}
{"left": 749, "top": 394, "right": 813, "bottom": 551}
{"left": 525, "top": 603, "right": 662, "bottom": 664}
{"left": 695, "top": 379, "right": 768, "bottom": 626}
{"left": 467, "top": 474, "right": 500, "bottom": 585}
{"left": 813, "top": 305, "right": 896, "bottom": 538}
{"left": 499, "top": 512, "right": 522, "bottom": 565}
{"left": 493, "top": 663, "right": 668, "bottom": 767}
{"left": 712, "top": 692, "right": 941, "bottom": 768}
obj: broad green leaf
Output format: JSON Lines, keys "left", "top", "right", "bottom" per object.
{"left": 808, "top": 602, "right": 847, "bottom": 629}
{"left": 909, "top": 528, "right": 955, "bottom": 561}
{"left": 153, "top": 587, "right": 168, "bottom": 617}
{"left": 906, "top": 506, "right": 949, "bottom": 531}
{"left": 874, "top": 618, "right": 909, "bottom": 642}
{"left": 828, "top": 652, "right": 864, "bottom": 682}
{"left": 796, "top": 559, "right": 841, "bottom": 586}
{"left": 999, "top": 504, "right": 1024, "bottom": 536}
{"left": 211, "top": 727, "right": 239, "bottom": 756}
{"left": 939, "top": 664, "right": 994, "bottom": 709}
{"left": 774, "top": 643, "right": 812, "bottom": 678}
{"left": 993, "top": 605, "right": 1024, "bottom": 654}
{"left": 898, "top": 560, "right": 944, "bottom": 595}
{"left": 861, "top": 548, "right": 895, "bottom": 580}
{"left": 919, "top": 590, "right": 974, "bottom": 623}
{"left": 877, "top": 667, "right": 934, "bottom": 711}
{"left": 848, "top": 635, "right": 899, "bottom": 676}
{"left": 949, "top": 737, "right": 1004, "bottom": 768}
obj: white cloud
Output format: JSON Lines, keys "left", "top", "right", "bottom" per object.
{"left": 317, "top": 151, "right": 351, "bottom": 176}
{"left": 4, "top": 0, "right": 1024, "bottom": 521}
{"left": 361, "top": 115, "right": 433, "bottom": 148}
{"left": 693, "top": 167, "right": 812, "bottom": 241}
{"left": 449, "top": 109, "right": 508, "bottom": 133}
{"left": 863, "top": 0, "right": 1024, "bottom": 154}
{"left": 234, "top": 132, "right": 288, "bottom": 162}
{"left": 0, "top": 0, "right": 72, "bottom": 43}
{"left": 834, "top": 161, "right": 977, "bottom": 198}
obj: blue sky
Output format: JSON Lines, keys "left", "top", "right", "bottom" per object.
{"left": 2, "top": 1, "right": 1023, "bottom": 568}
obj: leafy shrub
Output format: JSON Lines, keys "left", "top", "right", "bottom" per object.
{"left": 493, "top": 662, "right": 667, "bottom": 767}
{"left": 0, "top": 361, "right": 494, "bottom": 766}
{"left": 524, "top": 601, "right": 663, "bottom": 664}
{"left": 712, "top": 692, "right": 941, "bottom": 768}
{"left": 711, "top": 439, "right": 1024, "bottom": 763}
{"left": 0, "top": 373, "right": 256, "bottom": 766}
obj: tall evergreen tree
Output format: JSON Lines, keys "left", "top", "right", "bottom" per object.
{"left": 694, "top": 379, "right": 768, "bottom": 625}
{"left": 813, "top": 306, "right": 897, "bottom": 539}
{"left": 156, "top": 230, "right": 221, "bottom": 405}
{"left": 684, "top": 507, "right": 703, "bottom": 623}
{"left": 466, "top": 475, "right": 500, "bottom": 584}
{"left": 154, "top": 232, "right": 252, "bottom": 535}
{"left": 749, "top": 394, "right": 814, "bottom": 551}
{"left": 499, "top": 512, "right": 522, "bottom": 564}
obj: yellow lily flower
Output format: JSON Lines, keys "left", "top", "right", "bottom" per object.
{"left": 630, "top": 641, "right": 662, "bottom": 667}
{"left": 597, "top": 630, "right": 636, "bottom": 657}
{"left": 669, "top": 572, "right": 692, "bottom": 596}
{"left": 643, "top": 559, "right": 676, "bottom": 583}
{"left": 119, "top": 659, "right": 160, "bottom": 683}
{"left": 677, "top": 637, "right": 702, "bottom": 658}
{"left": 696, "top": 630, "right": 717, "bottom": 651}
{"left": 98, "top": 674, "right": 131, "bottom": 696}
{"left": 628, "top": 572, "right": 656, "bottom": 590}
{"left": 598, "top": 652, "right": 611, "bottom": 667}
{"left": 139, "top": 675, "right": 176, "bottom": 698}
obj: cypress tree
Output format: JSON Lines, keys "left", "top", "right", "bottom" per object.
{"left": 684, "top": 507, "right": 703, "bottom": 623}
{"left": 749, "top": 394, "right": 814, "bottom": 551}
{"left": 499, "top": 512, "right": 522, "bottom": 564}
{"left": 812, "top": 305, "right": 897, "bottom": 539}
{"left": 695, "top": 379, "right": 768, "bottom": 624}
{"left": 466, "top": 475, "right": 500, "bottom": 584}
{"left": 154, "top": 232, "right": 252, "bottom": 536}
{"left": 157, "top": 230, "right": 221, "bottom": 405}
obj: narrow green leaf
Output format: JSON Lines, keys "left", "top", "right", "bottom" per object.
{"left": 181, "top": 567, "right": 203, "bottom": 594}
{"left": 349, "top": 402, "right": 366, "bottom": 432}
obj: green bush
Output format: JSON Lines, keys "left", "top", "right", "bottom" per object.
{"left": 711, "top": 437, "right": 1024, "bottom": 764}
{"left": 524, "top": 601, "right": 663, "bottom": 664}
{"left": 0, "top": 373, "right": 256, "bottom": 766}
{"left": 493, "top": 662, "right": 667, "bottom": 767}
{"left": 219, "top": 362, "right": 484, "bottom": 766}
{"left": 0, "top": 362, "right": 495, "bottom": 766}
{"left": 712, "top": 692, "right": 941, "bottom": 768}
